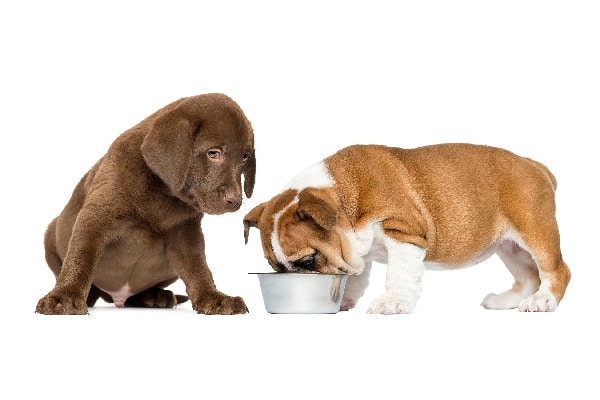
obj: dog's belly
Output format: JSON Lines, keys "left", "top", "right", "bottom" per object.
{"left": 424, "top": 230, "right": 524, "bottom": 270}
{"left": 424, "top": 246, "right": 497, "bottom": 270}
{"left": 363, "top": 239, "right": 499, "bottom": 270}
{"left": 93, "top": 227, "right": 176, "bottom": 301}
{"left": 359, "top": 225, "right": 524, "bottom": 271}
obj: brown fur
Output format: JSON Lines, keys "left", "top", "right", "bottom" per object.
{"left": 244, "top": 144, "right": 571, "bottom": 312}
{"left": 37, "top": 93, "right": 255, "bottom": 315}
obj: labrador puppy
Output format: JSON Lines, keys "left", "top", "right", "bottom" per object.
{"left": 36, "top": 93, "right": 255, "bottom": 315}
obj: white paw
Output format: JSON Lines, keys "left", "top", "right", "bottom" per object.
{"left": 481, "top": 291, "right": 522, "bottom": 310}
{"left": 367, "top": 293, "right": 416, "bottom": 314}
{"left": 340, "top": 297, "right": 355, "bottom": 311}
{"left": 518, "top": 292, "right": 557, "bottom": 312}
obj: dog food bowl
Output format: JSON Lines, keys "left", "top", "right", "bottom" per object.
{"left": 249, "top": 273, "right": 348, "bottom": 314}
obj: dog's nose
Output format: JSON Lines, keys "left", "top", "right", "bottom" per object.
{"left": 224, "top": 192, "right": 241, "bottom": 208}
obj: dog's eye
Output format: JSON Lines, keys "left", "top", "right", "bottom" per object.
{"left": 242, "top": 153, "right": 250, "bottom": 162}
{"left": 207, "top": 150, "right": 221, "bottom": 160}
{"left": 293, "top": 253, "right": 317, "bottom": 270}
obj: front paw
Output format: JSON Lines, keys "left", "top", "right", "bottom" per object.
{"left": 367, "top": 293, "right": 416, "bottom": 315}
{"left": 340, "top": 297, "right": 355, "bottom": 311}
{"left": 193, "top": 291, "right": 249, "bottom": 315}
{"left": 36, "top": 289, "right": 88, "bottom": 315}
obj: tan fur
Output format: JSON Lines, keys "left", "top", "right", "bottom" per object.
{"left": 244, "top": 143, "right": 570, "bottom": 312}
{"left": 37, "top": 93, "right": 255, "bottom": 315}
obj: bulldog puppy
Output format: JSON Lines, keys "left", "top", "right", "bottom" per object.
{"left": 243, "top": 144, "right": 570, "bottom": 313}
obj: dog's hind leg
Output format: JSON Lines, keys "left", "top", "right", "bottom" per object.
{"left": 481, "top": 241, "right": 540, "bottom": 310}
{"left": 488, "top": 163, "right": 571, "bottom": 311}
{"left": 481, "top": 229, "right": 571, "bottom": 312}
{"left": 516, "top": 229, "right": 570, "bottom": 312}
{"left": 124, "top": 278, "right": 189, "bottom": 308}
{"left": 124, "top": 288, "right": 188, "bottom": 308}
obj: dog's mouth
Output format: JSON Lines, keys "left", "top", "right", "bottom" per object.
{"left": 181, "top": 172, "right": 244, "bottom": 214}
{"left": 182, "top": 186, "right": 241, "bottom": 215}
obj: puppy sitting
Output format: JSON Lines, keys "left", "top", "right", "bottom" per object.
{"left": 243, "top": 143, "right": 570, "bottom": 313}
{"left": 37, "top": 93, "right": 255, "bottom": 315}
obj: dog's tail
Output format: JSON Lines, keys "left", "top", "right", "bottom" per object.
{"left": 175, "top": 294, "right": 189, "bottom": 304}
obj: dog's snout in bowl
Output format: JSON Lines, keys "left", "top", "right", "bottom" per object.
{"left": 250, "top": 273, "right": 348, "bottom": 314}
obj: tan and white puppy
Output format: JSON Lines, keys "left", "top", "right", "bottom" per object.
{"left": 243, "top": 143, "right": 571, "bottom": 313}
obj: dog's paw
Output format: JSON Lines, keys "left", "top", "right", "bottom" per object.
{"left": 340, "top": 297, "right": 355, "bottom": 311}
{"left": 124, "top": 288, "right": 188, "bottom": 308}
{"left": 518, "top": 292, "right": 557, "bottom": 312}
{"left": 193, "top": 292, "right": 249, "bottom": 315}
{"left": 367, "top": 294, "right": 416, "bottom": 315}
{"left": 36, "top": 290, "right": 88, "bottom": 315}
{"left": 481, "top": 291, "right": 522, "bottom": 310}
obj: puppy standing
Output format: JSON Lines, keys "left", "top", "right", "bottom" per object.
{"left": 244, "top": 144, "right": 571, "bottom": 313}
{"left": 37, "top": 93, "right": 255, "bottom": 315}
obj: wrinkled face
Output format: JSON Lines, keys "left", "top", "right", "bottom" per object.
{"left": 184, "top": 125, "right": 254, "bottom": 215}
{"left": 270, "top": 204, "right": 350, "bottom": 274}
{"left": 244, "top": 188, "right": 362, "bottom": 275}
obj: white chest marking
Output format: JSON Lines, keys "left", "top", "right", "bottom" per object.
{"left": 344, "top": 221, "right": 388, "bottom": 265}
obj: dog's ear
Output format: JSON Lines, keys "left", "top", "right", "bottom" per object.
{"left": 243, "top": 202, "right": 266, "bottom": 244}
{"left": 141, "top": 112, "right": 195, "bottom": 193}
{"left": 243, "top": 190, "right": 298, "bottom": 243}
{"left": 243, "top": 150, "right": 256, "bottom": 198}
{"left": 296, "top": 188, "right": 337, "bottom": 231}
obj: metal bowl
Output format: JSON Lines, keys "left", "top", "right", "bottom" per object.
{"left": 250, "top": 273, "right": 348, "bottom": 314}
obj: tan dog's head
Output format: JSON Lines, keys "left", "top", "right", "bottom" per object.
{"left": 243, "top": 187, "right": 360, "bottom": 274}
{"left": 141, "top": 93, "right": 255, "bottom": 215}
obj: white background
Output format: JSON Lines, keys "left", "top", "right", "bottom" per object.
{"left": 1, "top": 1, "right": 598, "bottom": 399}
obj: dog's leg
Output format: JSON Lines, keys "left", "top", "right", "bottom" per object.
{"left": 340, "top": 262, "right": 372, "bottom": 311}
{"left": 516, "top": 231, "right": 570, "bottom": 312}
{"left": 367, "top": 241, "right": 426, "bottom": 314}
{"left": 37, "top": 207, "right": 120, "bottom": 315}
{"left": 44, "top": 219, "right": 112, "bottom": 310}
{"left": 167, "top": 218, "right": 248, "bottom": 315}
{"left": 124, "top": 288, "right": 182, "bottom": 308}
{"left": 43, "top": 218, "right": 62, "bottom": 277}
{"left": 124, "top": 278, "right": 189, "bottom": 308}
{"left": 494, "top": 170, "right": 571, "bottom": 311}
{"left": 481, "top": 241, "right": 540, "bottom": 310}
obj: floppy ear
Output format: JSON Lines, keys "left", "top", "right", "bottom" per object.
{"left": 243, "top": 151, "right": 256, "bottom": 198}
{"left": 141, "top": 113, "right": 195, "bottom": 193}
{"left": 243, "top": 202, "right": 266, "bottom": 244}
{"left": 296, "top": 188, "right": 337, "bottom": 230}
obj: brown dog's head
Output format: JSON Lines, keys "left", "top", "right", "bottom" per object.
{"left": 243, "top": 187, "right": 362, "bottom": 274}
{"left": 141, "top": 93, "right": 255, "bottom": 215}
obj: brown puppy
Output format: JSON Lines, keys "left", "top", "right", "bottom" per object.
{"left": 244, "top": 144, "right": 570, "bottom": 313}
{"left": 37, "top": 93, "right": 255, "bottom": 315}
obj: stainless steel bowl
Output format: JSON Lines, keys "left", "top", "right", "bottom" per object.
{"left": 250, "top": 273, "right": 348, "bottom": 314}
